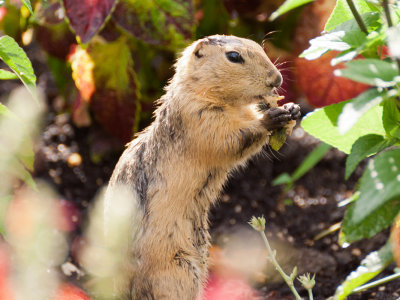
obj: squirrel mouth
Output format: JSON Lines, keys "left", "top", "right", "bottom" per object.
{"left": 255, "top": 93, "right": 283, "bottom": 100}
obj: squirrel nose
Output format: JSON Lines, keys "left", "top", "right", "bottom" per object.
{"left": 267, "top": 73, "right": 282, "bottom": 88}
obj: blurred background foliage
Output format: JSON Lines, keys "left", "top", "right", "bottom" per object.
{"left": 0, "top": 0, "right": 362, "bottom": 145}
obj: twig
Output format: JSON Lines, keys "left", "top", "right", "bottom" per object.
{"left": 382, "top": 0, "right": 400, "bottom": 73}
{"left": 382, "top": 0, "right": 393, "bottom": 27}
{"left": 249, "top": 217, "right": 303, "bottom": 300}
{"left": 260, "top": 231, "right": 302, "bottom": 300}
{"left": 345, "top": 0, "right": 368, "bottom": 34}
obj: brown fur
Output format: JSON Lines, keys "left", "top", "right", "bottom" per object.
{"left": 105, "top": 35, "right": 300, "bottom": 299}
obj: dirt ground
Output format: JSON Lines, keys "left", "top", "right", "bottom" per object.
{"left": 31, "top": 106, "right": 400, "bottom": 299}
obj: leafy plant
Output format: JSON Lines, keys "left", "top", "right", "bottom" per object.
{"left": 0, "top": 32, "right": 40, "bottom": 237}
{"left": 42, "top": 0, "right": 195, "bottom": 143}
{"left": 272, "top": 142, "right": 331, "bottom": 192}
{"left": 249, "top": 216, "right": 316, "bottom": 300}
{"left": 0, "top": 35, "right": 36, "bottom": 99}
{"left": 273, "top": 0, "right": 400, "bottom": 296}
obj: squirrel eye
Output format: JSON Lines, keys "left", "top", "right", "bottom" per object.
{"left": 226, "top": 51, "right": 244, "bottom": 64}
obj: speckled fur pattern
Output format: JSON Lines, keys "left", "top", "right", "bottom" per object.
{"left": 105, "top": 35, "right": 300, "bottom": 300}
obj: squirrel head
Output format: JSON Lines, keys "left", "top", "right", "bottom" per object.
{"left": 172, "top": 35, "right": 282, "bottom": 105}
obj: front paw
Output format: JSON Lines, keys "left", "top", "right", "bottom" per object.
{"left": 283, "top": 102, "right": 301, "bottom": 120}
{"left": 262, "top": 106, "right": 292, "bottom": 130}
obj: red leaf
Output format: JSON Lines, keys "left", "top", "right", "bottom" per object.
{"left": 69, "top": 38, "right": 139, "bottom": 143}
{"left": 90, "top": 87, "right": 138, "bottom": 143}
{"left": 113, "top": 0, "right": 194, "bottom": 47}
{"left": 63, "top": 0, "right": 116, "bottom": 43}
{"left": 35, "top": 1, "right": 76, "bottom": 59}
{"left": 294, "top": 52, "right": 370, "bottom": 107}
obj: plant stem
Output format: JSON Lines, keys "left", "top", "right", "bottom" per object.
{"left": 382, "top": 0, "right": 400, "bottom": 73}
{"left": 307, "top": 288, "right": 314, "bottom": 300}
{"left": 382, "top": 0, "right": 393, "bottom": 27}
{"left": 260, "top": 231, "right": 302, "bottom": 300}
{"left": 352, "top": 272, "right": 400, "bottom": 293}
{"left": 345, "top": 0, "right": 368, "bottom": 34}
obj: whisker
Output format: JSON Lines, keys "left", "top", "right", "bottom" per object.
{"left": 273, "top": 56, "right": 282, "bottom": 65}
{"left": 266, "top": 144, "right": 281, "bottom": 161}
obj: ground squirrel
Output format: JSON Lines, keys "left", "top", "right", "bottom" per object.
{"left": 105, "top": 34, "right": 300, "bottom": 299}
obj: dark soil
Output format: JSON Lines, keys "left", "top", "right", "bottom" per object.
{"left": 31, "top": 108, "right": 400, "bottom": 299}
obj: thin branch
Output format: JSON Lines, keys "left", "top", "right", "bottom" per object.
{"left": 260, "top": 231, "right": 302, "bottom": 300}
{"left": 382, "top": 0, "right": 400, "bottom": 73}
{"left": 382, "top": 0, "right": 393, "bottom": 27}
{"left": 346, "top": 0, "right": 368, "bottom": 34}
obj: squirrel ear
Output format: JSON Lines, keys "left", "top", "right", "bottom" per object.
{"left": 193, "top": 39, "right": 206, "bottom": 58}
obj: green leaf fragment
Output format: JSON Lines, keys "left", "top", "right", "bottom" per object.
{"left": 325, "top": 0, "right": 378, "bottom": 32}
{"left": 269, "top": 0, "right": 314, "bottom": 21}
{"left": 300, "top": 31, "right": 352, "bottom": 60}
{"left": 0, "top": 103, "right": 16, "bottom": 118}
{"left": 334, "top": 240, "right": 393, "bottom": 300}
{"left": 0, "top": 69, "right": 18, "bottom": 80}
{"left": 0, "top": 36, "right": 37, "bottom": 100}
{"left": 300, "top": 12, "right": 380, "bottom": 60}
{"left": 301, "top": 101, "right": 385, "bottom": 154}
{"left": 382, "top": 97, "right": 400, "bottom": 139}
{"left": 270, "top": 127, "right": 288, "bottom": 151}
{"left": 272, "top": 143, "right": 331, "bottom": 192}
{"left": 21, "top": 0, "right": 34, "bottom": 15}
{"left": 272, "top": 173, "right": 292, "bottom": 186}
{"left": 341, "top": 199, "right": 400, "bottom": 242}
{"left": 342, "top": 149, "right": 400, "bottom": 242}
{"left": 338, "top": 88, "right": 384, "bottom": 134}
{"left": 291, "top": 142, "right": 331, "bottom": 182}
{"left": 337, "top": 59, "right": 400, "bottom": 88}
{"left": 345, "top": 134, "right": 395, "bottom": 179}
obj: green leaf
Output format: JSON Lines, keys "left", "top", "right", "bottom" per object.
{"left": 272, "top": 173, "right": 292, "bottom": 186}
{"left": 21, "top": 0, "right": 34, "bottom": 15}
{"left": 300, "top": 31, "right": 354, "bottom": 60}
{"left": 342, "top": 197, "right": 400, "bottom": 241}
{"left": 269, "top": 0, "right": 314, "bottom": 21}
{"left": 291, "top": 142, "right": 331, "bottom": 181}
{"left": 382, "top": 97, "right": 400, "bottom": 139}
{"left": 338, "top": 88, "right": 384, "bottom": 134}
{"left": 300, "top": 12, "right": 380, "bottom": 60}
{"left": 342, "top": 149, "right": 400, "bottom": 242}
{"left": 0, "top": 36, "right": 37, "bottom": 100}
{"left": 325, "top": 0, "right": 378, "bottom": 32}
{"left": 336, "top": 59, "right": 400, "bottom": 88}
{"left": 0, "top": 103, "right": 14, "bottom": 117}
{"left": 272, "top": 143, "right": 331, "bottom": 192}
{"left": 270, "top": 127, "right": 288, "bottom": 151}
{"left": 345, "top": 134, "right": 395, "bottom": 179}
{"left": 301, "top": 101, "right": 385, "bottom": 154}
{"left": 0, "top": 69, "right": 18, "bottom": 80}
{"left": 334, "top": 241, "right": 393, "bottom": 300}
